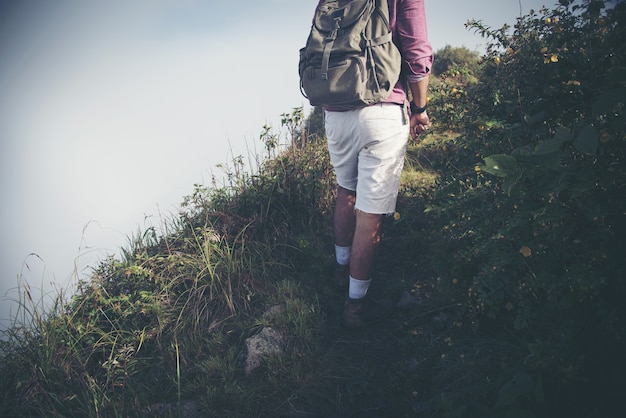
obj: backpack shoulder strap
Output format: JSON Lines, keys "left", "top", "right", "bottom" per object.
{"left": 321, "top": 15, "right": 343, "bottom": 80}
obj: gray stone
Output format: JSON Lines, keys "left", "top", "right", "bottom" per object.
{"left": 397, "top": 290, "right": 423, "bottom": 309}
{"left": 243, "top": 327, "right": 284, "bottom": 375}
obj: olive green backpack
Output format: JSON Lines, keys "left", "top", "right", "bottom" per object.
{"left": 299, "top": 0, "right": 401, "bottom": 110}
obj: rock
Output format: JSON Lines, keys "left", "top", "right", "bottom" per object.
{"left": 263, "top": 302, "right": 287, "bottom": 319}
{"left": 397, "top": 290, "right": 423, "bottom": 309}
{"left": 242, "top": 327, "right": 284, "bottom": 375}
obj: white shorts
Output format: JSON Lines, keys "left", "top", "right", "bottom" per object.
{"left": 325, "top": 103, "right": 410, "bottom": 214}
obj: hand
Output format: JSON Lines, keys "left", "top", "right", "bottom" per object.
{"left": 410, "top": 111, "right": 431, "bottom": 140}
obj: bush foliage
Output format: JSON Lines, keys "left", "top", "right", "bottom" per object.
{"left": 424, "top": 0, "right": 625, "bottom": 414}
{"left": 1, "top": 1, "right": 624, "bottom": 416}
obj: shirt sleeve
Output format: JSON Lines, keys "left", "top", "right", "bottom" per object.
{"left": 395, "top": 0, "right": 433, "bottom": 83}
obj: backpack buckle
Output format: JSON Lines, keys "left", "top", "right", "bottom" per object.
{"left": 326, "top": 16, "right": 342, "bottom": 41}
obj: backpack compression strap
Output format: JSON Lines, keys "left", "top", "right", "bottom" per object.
{"left": 364, "top": 32, "right": 394, "bottom": 91}
{"left": 321, "top": 14, "right": 343, "bottom": 80}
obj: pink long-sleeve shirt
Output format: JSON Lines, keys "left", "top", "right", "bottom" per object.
{"left": 386, "top": 0, "right": 433, "bottom": 104}
{"left": 314, "top": 0, "right": 433, "bottom": 105}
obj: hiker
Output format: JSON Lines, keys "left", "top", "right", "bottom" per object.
{"left": 303, "top": 0, "right": 433, "bottom": 328}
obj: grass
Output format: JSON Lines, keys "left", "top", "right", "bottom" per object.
{"left": 0, "top": 130, "right": 440, "bottom": 417}
{"left": 1, "top": 110, "right": 622, "bottom": 417}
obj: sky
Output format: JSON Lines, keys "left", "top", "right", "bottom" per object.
{"left": 0, "top": 0, "right": 554, "bottom": 328}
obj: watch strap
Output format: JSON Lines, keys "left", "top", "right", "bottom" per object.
{"left": 410, "top": 102, "right": 427, "bottom": 114}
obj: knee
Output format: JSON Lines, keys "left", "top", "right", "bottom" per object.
{"left": 337, "top": 185, "right": 356, "bottom": 196}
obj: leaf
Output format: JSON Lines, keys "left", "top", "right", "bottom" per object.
{"left": 593, "top": 87, "right": 626, "bottom": 117}
{"left": 480, "top": 155, "right": 520, "bottom": 178}
{"left": 611, "top": 112, "right": 626, "bottom": 132}
{"left": 574, "top": 125, "right": 599, "bottom": 155}
{"left": 607, "top": 67, "right": 626, "bottom": 86}
{"left": 553, "top": 126, "right": 573, "bottom": 143}
{"left": 533, "top": 137, "right": 566, "bottom": 155}
{"left": 502, "top": 169, "right": 523, "bottom": 195}
{"left": 503, "top": 409, "right": 538, "bottom": 418}
{"left": 523, "top": 111, "right": 545, "bottom": 125}
{"left": 533, "top": 375, "right": 545, "bottom": 404}
{"left": 511, "top": 145, "right": 534, "bottom": 158}
{"left": 496, "top": 372, "right": 534, "bottom": 407}
{"left": 540, "top": 151, "right": 562, "bottom": 170}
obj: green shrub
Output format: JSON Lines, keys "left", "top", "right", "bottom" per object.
{"left": 421, "top": 1, "right": 625, "bottom": 414}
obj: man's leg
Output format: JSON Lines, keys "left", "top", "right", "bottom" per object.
{"left": 334, "top": 185, "right": 356, "bottom": 247}
{"left": 332, "top": 186, "right": 356, "bottom": 290}
{"left": 341, "top": 209, "right": 390, "bottom": 328}
{"left": 350, "top": 210, "right": 382, "bottom": 282}
{"left": 333, "top": 184, "right": 382, "bottom": 290}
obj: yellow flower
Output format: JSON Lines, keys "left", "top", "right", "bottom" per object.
{"left": 543, "top": 53, "right": 559, "bottom": 64}
{"left": 494, "top": 56, "right": 501, "bottom": 65}
{"left": 474, "top": 165, "right": 482, "bottom": 173}
{"left": 519, "top": 246, "right": 532, "bottom": 257}
{"left": 600, "top": 131, "right": 612, "bottom": 143}
{"left": 393, "top": 212, "right": 401, "bottom": 221}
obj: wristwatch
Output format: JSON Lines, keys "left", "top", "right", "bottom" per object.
{"left": 410, "top": 102, "right": 427, "bottom": 114}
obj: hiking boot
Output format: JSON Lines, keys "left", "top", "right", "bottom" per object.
{"left": 333, "top": 262, "right": 349, "bottom": 291}
{"left": 341, "top": 295, "right": 394, "bottom": 328}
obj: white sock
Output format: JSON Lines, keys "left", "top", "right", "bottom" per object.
{"left": 335, "top": 245, "right": 351, "bottom": 266}
{"left": 348, "top": 276, "right": 371, "bottom": 299}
